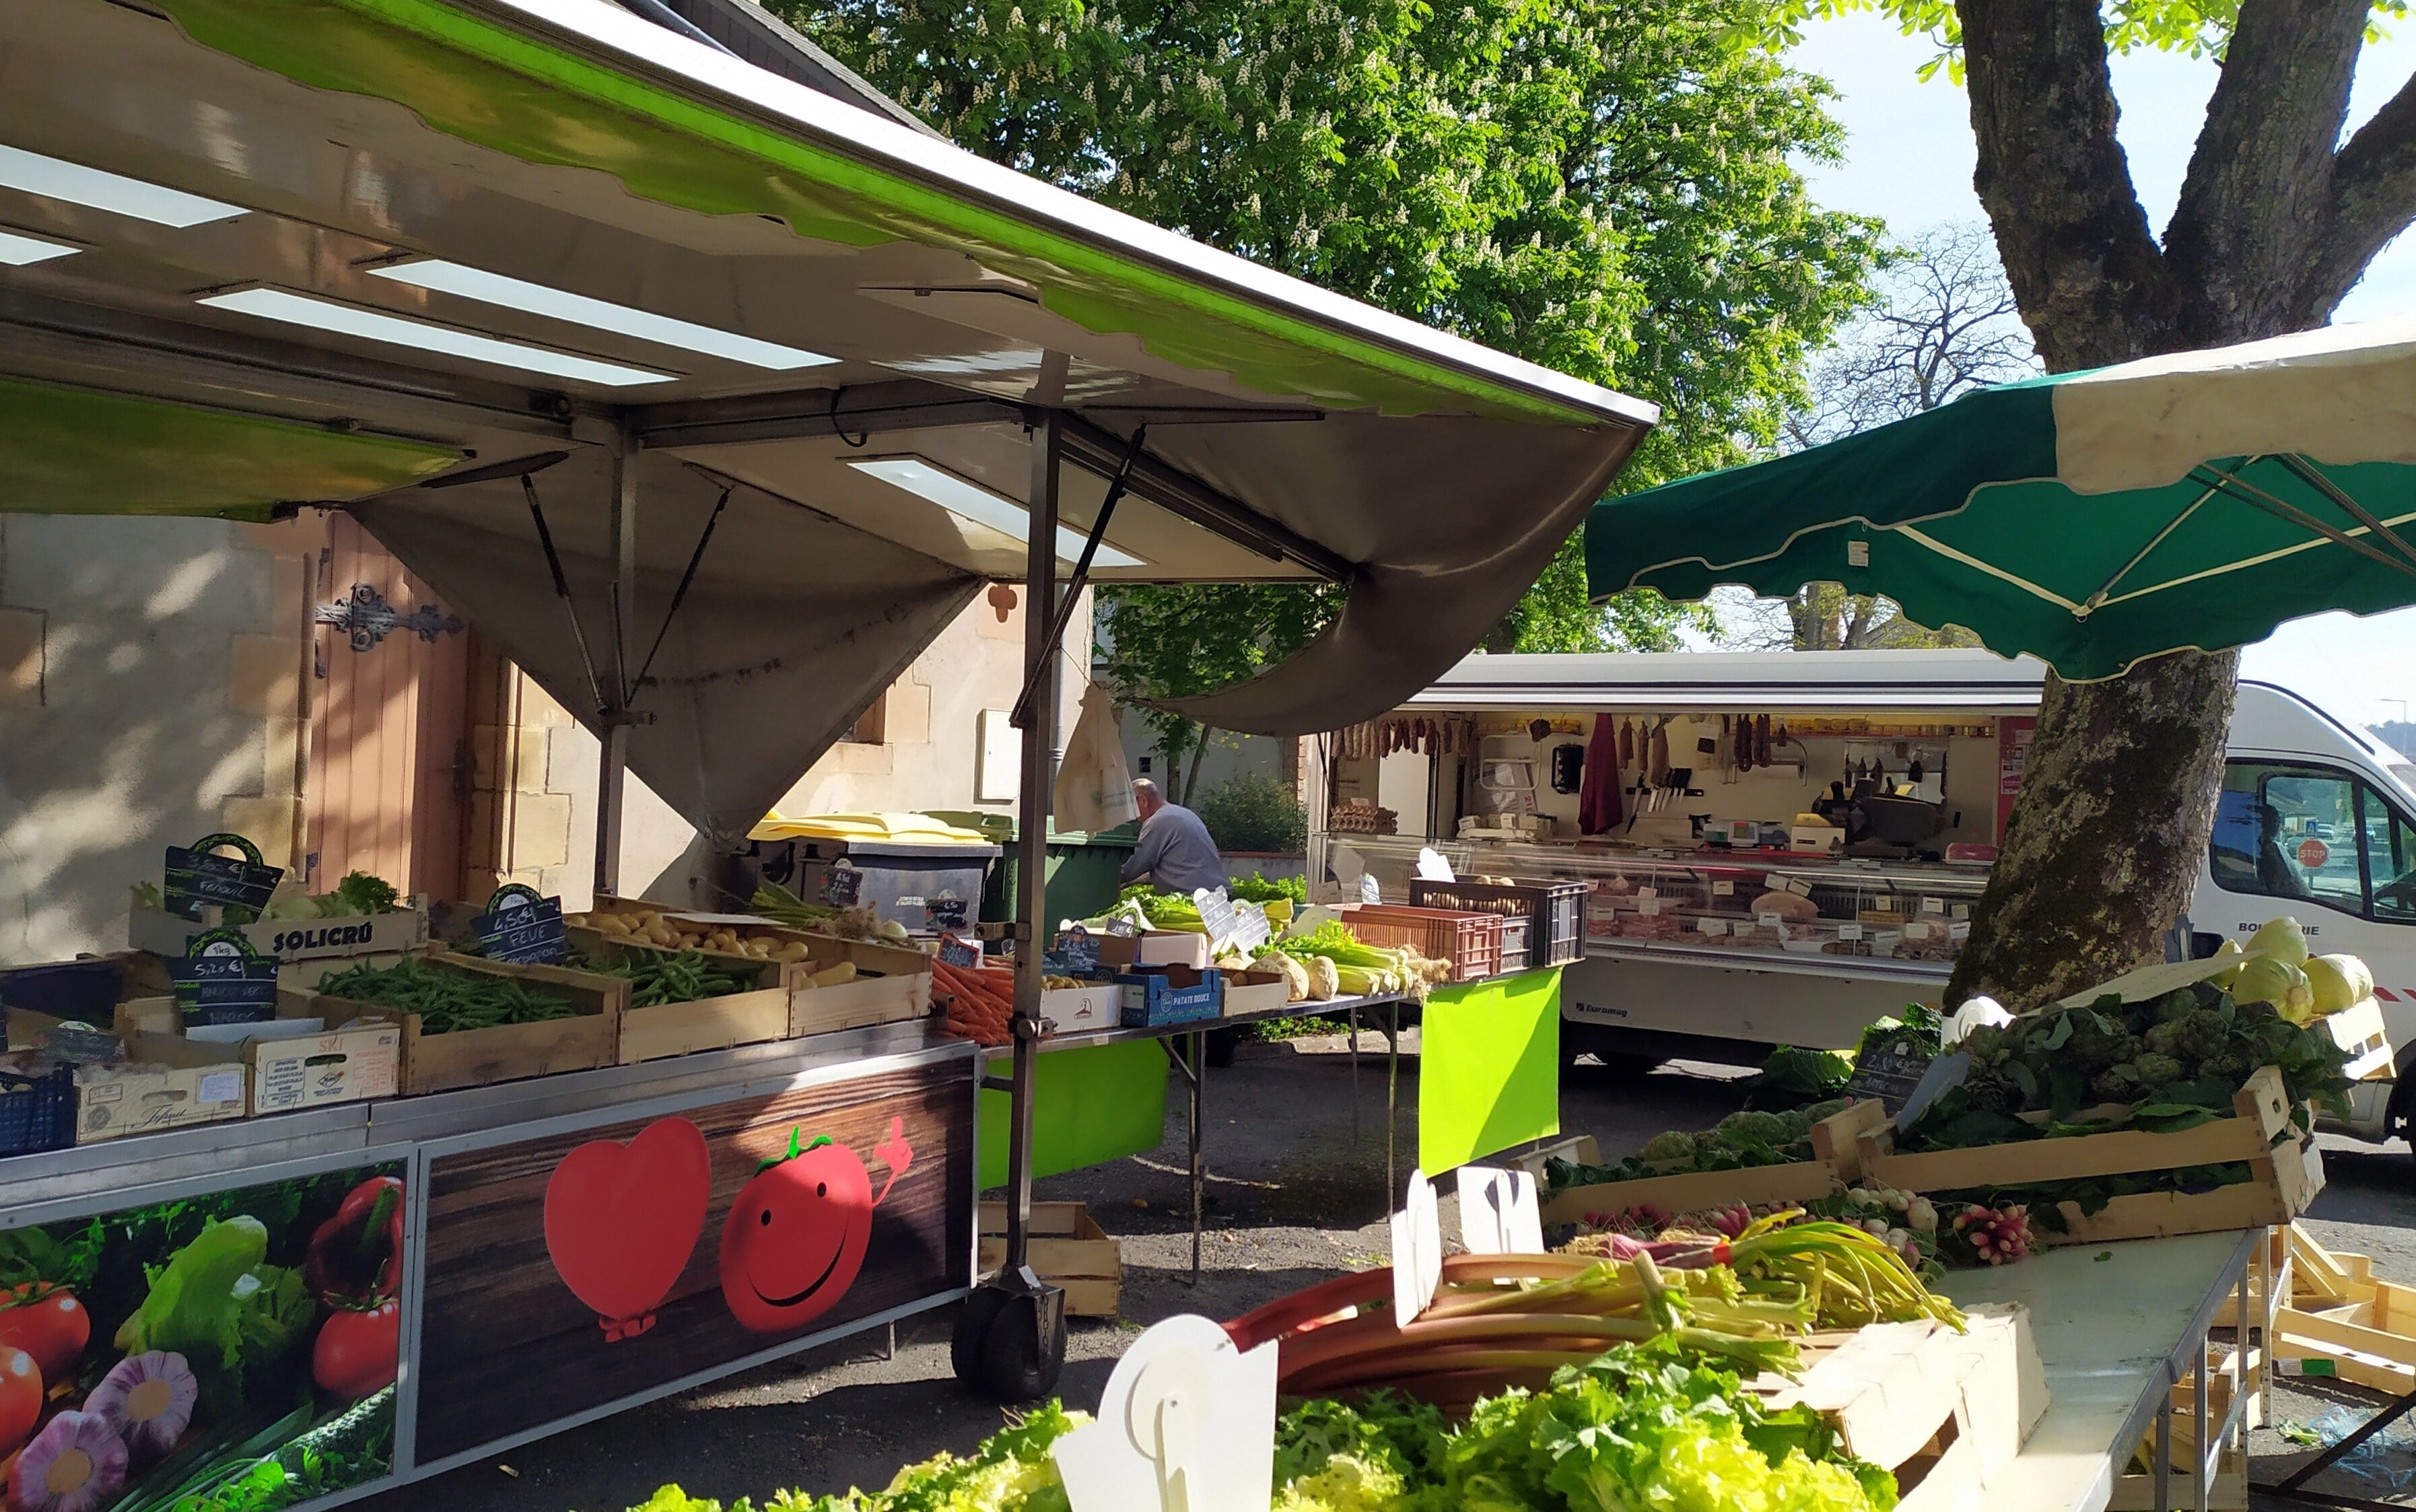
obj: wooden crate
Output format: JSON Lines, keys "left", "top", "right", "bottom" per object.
{"left": 2325, "top": 997, "right": 2394, "bottom": 1081}
{"left": 788, "top": 936, "right": 931, "bottom": 1037}
{"left": 567, "top": 928, "right": 797, "bottom": 1065}
{"left": 1539, "top": 1100, "right": 1887, "bottom": 1229}
{"left": 1855, "top": 1065, "right": 2320, "bottom": 1246}
{"left": 1511, "top": 1134, "right": 1602, "bottom": 1184}
{"left": 301, "top": 951, "right": 622, "bottom": 1095}
{"left": 977, "top": 1201, "right": 1121, "bottom": 1317}
{"left": 1750, "top": 1303, "right": 2047, "bottom": 1512}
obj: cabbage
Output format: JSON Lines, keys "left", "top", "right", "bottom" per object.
{"left": 2248, "top": 916, "right": 2310, "bottom": 966}
{"left": 2232, "top": 957, "right": 2314, "bottom": 1023}
{"left": 2306, "top": 954, "right": 2374, "bottom": 1016}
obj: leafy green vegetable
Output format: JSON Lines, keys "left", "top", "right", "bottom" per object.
{"left": 174, "top": 1389, "right": 396, "bottom": 1512}
{"left": 327, "top": 872, "right": 401, "bottom": 917}
{"left": 116, "top": 1216, "right": 269, "bottom": 1369}
{"left": 768, "top": 1400, "right": 1089, "bottom": 1511}
{"left": 1744, "top": 1045, "right": 1855, "bottom": 1109}
{"left": 1229, "top": 873, "right": 1309, "bottom": 905}
{"left": 0, "top": 1217, "right": 104, "bottom": 1297}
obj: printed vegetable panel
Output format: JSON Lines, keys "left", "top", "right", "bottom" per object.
{"left": 412, "top": 1060, "right": 973, "bottom": 1465}
{"left": 0, "top": 1162, "right": 407, "bottom": 1512}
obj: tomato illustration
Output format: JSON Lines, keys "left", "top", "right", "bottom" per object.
{"left": 313, "top": 1299, "right": 400, "bottom": 1400}
{"left": 0, "top": 1346, "right": 40, "bottom": 1459}
{"left": 0, "top": 1288, "right": 87, "bottom": 1385}
{"left": 718, "top": 1118, "right": 911, "bottom": 1334}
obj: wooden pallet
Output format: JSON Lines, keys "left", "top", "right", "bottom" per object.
{"left": 977, "top": 1201, "right": 1121, "bottom": 1317}
{"left": 1748, "top": 1303, "right": 2048, "bottom": 1511}
{"left": 1538, "top": 1101, "right": 1886, "bottom": 1230}
{"left": 1856, "top": 1066, "right": 2320, "bottom": 1246}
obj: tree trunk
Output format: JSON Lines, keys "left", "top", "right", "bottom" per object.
{"left": 1180, "top": 726, "right": 1215, "bottom": 806}
{"left": 1946, "top": 649, "right": 2239, "bottom": 1009}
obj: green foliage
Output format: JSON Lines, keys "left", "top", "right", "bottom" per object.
{"left": 1194, "top": 772, "right": 1309, "bottom": 854}
{"left": 1229, "top": 872, "right": 1309, "bottom": 904}
{"left": 780, "top": 0, "right": 1878, "bottom": 722}
{"left": 1767, "top": 1, "right": 2407, "bottom": 80}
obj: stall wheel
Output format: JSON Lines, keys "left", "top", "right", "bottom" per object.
{"left": 979, "top": 1289, "right": 1067, "bottom": 1402}
{"left": 951, "top": 1285, "right": 1011, "bottom": 1387}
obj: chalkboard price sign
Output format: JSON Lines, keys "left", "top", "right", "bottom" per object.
{"left": 819, "top": 862, "right": 864, "bottom": 907}
{"left": 1046, "top": 925, "right": 1101, "bottom": 978}
{"left": 923, "top": 893, "right": 969, "bottom": 932}
{"left": 164, "top": 833, "right": 284, "bottom": 922}
{"left": 473, "top": 884, "right": 568, "bottom": 966}
{"left": 1844, "top": 1025, "right": 1940, "bottom": 1115}
{"left": 172, "top": 928, "right": 280, "bottom": 1026}
{"left": 937, "top": 933, "right": 982, "bottom": 969}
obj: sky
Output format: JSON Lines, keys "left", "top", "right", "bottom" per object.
{"left": 1764, "top": 11, "right": 2416, "bottom": 730}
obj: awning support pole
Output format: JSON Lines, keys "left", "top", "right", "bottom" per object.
{"left": 518, "top": 473, "right": 608, "bottom": 720}
{"left": 596, "top": 419, "right": 639, "bottom": 897}
{"left": 1004, "top": 411, "right": 1062, "bottom": 1279}
{"left": 1008, "top": 424, "right": 1144, "bottom": 733}
{"left": 2275, "top": 452, "right": 2416, "bottom": 573}
{"left": 630, "top": 485, "right": 731, "bottom": 701}
{"left": 2190, "top": 464, "right": 2416, "bottom": 582}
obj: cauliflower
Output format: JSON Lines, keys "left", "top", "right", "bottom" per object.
{"left": 1638, "top": 1130, "right": 1698, "bottom": 1165}
{"left": 1713, "top": 1109, "right": 1794, "bottom": 1149}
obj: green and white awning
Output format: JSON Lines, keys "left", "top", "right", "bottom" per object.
{"left": 1587, "top": 319, "right": 2416, "bottom": 679}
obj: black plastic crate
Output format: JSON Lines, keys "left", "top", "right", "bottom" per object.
{"left": 0, "top": 1064, "right": 76, "bottom": 1158}
{"left": 1498, "top": 915, "right": 1532, "bottom": 974}
{"left": 1408, "top": 879, "right": 1587, "bottom": 967}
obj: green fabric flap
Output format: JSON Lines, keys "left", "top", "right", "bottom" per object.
{"left": 977, "top": 1038, "right": 1169, "bottom": 1189}
{"left": 156, "top": 0, "right": 1601, "bottom": 425}
{"left": 1418, "top": 968, "right": 1562, "bottom": 1176}
{"left": 0, "top": 376, "right": 458, "bottom": 519}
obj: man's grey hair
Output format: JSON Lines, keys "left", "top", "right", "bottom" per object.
{"left": 1132, "top": 778, "right": 1161, "bottom": 797}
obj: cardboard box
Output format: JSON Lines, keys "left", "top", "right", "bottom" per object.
{"left": 73, "top": 1059, "right": 247, "bottom": 1142}
{"left": 1117, "top": 966, "right": 1222, "bottom": 1027}
{"left": 1039, "top": 984, "right": 1121, "bottom": 1035}
{"left": 1220, "top": 968, "right": 1293, "bottom": 1017}
{"left": 112, "top": 998, "right": 400, "bottom": 1114}
{"left": 1099, "top": 931, "right": 1212, "bottom": 972}
{"left": 131, "top": 904, "right": 429, "bottom": 965}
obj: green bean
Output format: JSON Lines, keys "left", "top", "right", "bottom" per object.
{"left": 314, "top": 958, "right": 579, "bottom": 1035}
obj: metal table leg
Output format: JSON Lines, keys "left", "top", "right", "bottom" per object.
{"left": 1158, "top": 1034, "right": 1206, "bottom": 1286}
{"left": 2266, "top": 1387, "right": 2416, "bottom": 1509}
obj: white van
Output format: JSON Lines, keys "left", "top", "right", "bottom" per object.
{"left": 1312, "top": 652, "right": 2415, "bottom": 1147}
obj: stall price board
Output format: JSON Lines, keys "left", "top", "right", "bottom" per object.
{"left": 171, "top": 927, "right": 281, "bottom": 1025}
{"left": 821, "top": 862, "right": 864, "bottom": 907}
{"left": 471, "top": 883, "right": 568, "bottom": 966}
{"left": 1045, "top": 926, "right": 1102, "bottom": 978}
{"left": 164, "top": 831, "right": 283, "bottom": 920}
{"left": 938, "top": 934, "right": 982, "bottom": 969}
{"left": 1844, "top": 1025, "right": 1940, "bottom": 1115}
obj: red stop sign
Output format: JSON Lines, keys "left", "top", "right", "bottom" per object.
{"left": 2299, "top": 838, "right": 2331, "bottom": 869}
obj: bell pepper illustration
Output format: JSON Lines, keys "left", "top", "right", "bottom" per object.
{"left": 719, "top": 1117, "right": 912, "bottom": 1334}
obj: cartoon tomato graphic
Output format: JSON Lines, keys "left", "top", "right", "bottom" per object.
{"left": 718, "top": 1116, "right": 912, "bottom": 1334}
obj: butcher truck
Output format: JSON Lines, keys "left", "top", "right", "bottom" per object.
{"left": 1311, "top": 650, "right": 2416, "bottom": 1153}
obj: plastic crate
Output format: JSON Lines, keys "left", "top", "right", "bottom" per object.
{"left": 1498, "top": 916, "right": 1531, "bottom": 974}
{"left": 0, "top": 1064, "right": 76, "bottom": 1158}
{"left": 1408, "top": 879, "right": 1589, "bottom": 967}
{"left": 1344, "top": 905, "right": 1503, "bottom": 982}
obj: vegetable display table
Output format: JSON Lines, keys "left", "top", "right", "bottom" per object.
{"left": 1939, "top": 1227, "right": 2263, "bottom": 1512}
{"left": 0, "top": 1021, "right": 976, "bottom": 1505}
{"left": 980, "top": 992, "right": 1415, "bottom": 1280}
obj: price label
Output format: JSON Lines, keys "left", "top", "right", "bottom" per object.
{"left": 1874, "top": 930, "right": 1904, "bottom": 951}
{"left": 1784, "top": 878, "right": 1814, "bottom": 897}
{"left": 938, "top": 933, "right": 981, "bottom": 969}
{"left": 1192, "top": 887, "right": 1239, "bottom": 945}
{"left": 1229, "top": 900, "right": 1272, "bottom": 953}
{"left": 1712, "top": 880, "right": 1735, "bottom": 897}
{"left": 1636, "top": 887, "right": 1657, "bottom": 901}
{"left": 1105, "top": 916, "right": 1140, "bottom": 938}
{"left": 1637, "top": 897, "right": 1661, "bottom": 916}
{"left": 1949, "top": 920, "right": 1972, "bottom": 940}
{"left": 172, "top": 928, "right": 279, "bottom": 1026}
{"left": 820, "top": 862, "right": 864, "bottom": 907}
{"left": 1757, "top": 911, "right": 1783, "bottom": 929}
{"left": 473, "top": 883, "right": 567, "bottom": 965}
{"left": 1952, "top": 903, "right": 1970, "bottom": 920}
{"left": 924, "top": 894, "right": 969, "bottom": 932}
{"left": 1047, "top": 925, "right": 1101, "bottom": 977}
{"left": 1873, "top": 896, "right": 1896, "bottom": 912}
{"left": 1838, "top": 922, "right": 1865, "bottom": 941}
{"left": 164, "top": 833, "right": 283, "bottom": 922}
{"left": 1844, "top": 1023, "right": 1942, "bottom": 1116}
{"left": 1697, "top": 917, "right": 1730, "bottom": 936}
{"left": 1923, "top": 897, "right": 1946, "bottom": 915}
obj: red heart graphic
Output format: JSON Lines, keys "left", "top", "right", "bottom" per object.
{"left": 544, "top": 1117, "right": 710, "bottom": 1342}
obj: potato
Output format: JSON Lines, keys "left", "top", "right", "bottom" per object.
{"left": 774, "top": 941, "right": 810, "bottom": 963}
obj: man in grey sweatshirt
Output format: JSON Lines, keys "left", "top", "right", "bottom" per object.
{"left": 1119, "top": 778, "right": 1227, "bottom": 897}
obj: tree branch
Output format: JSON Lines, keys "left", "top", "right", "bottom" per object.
{"left": 2314, "top": 63, "right": 2416, "bottom": 319}
{"left": 1958, "top": 0, "right": 2174, "bottom": 370}
{"left": 2164, "top": 0, "right": 2369, "bottom": 341}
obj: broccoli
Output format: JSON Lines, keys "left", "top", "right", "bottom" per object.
{"left": 1637, "top": 1130, "right": 1697, "bottom": 1165}
{"left": 2064, "top": 1010, "right": 2141, "bottom": 1076}
{"left": 2145, "top": 1020, "right": 2186, "bottom": 1058}
{"left": 2135, "top": 1053, "right": 2185, "bottom": 1087}
{"left": 2091, "top": 1062, "right": 2143, "bottom": 1104}
{"left": 1801, "top": 1097, "right": 1853, "bottom": 1126}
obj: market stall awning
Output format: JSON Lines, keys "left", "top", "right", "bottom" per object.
{"left": 1584, "top": 318, "right": 2416, "bottom": 681}
{"left": 0, "top": 0, "right": 1653, "bottom": 842}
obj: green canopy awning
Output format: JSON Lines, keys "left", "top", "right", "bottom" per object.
{"left": 1586, "top": 320, "right": 2416, "bottom": 679}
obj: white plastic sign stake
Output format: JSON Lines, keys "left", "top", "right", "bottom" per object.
{"left": 1228, "top": 900, "right": 1272, "bottom": 954}
{"left": 1456, "top": 1167, "right": 1543, "bottom": 1256}
{"left": 1192, "top": 887, "right": 1239, "bottom": 947}
{"left": 1415, "top": 846, "right": 1455, "bottom": 882}
{"left": 1360, "top": 873, "right": 1383, "bottom": 905}
{"left": 1054, "top": 1315, "right": 1278, "bottom": 1512}
{"left": 1391, "top": 1169, "right": 1443, "bottom": 1329}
